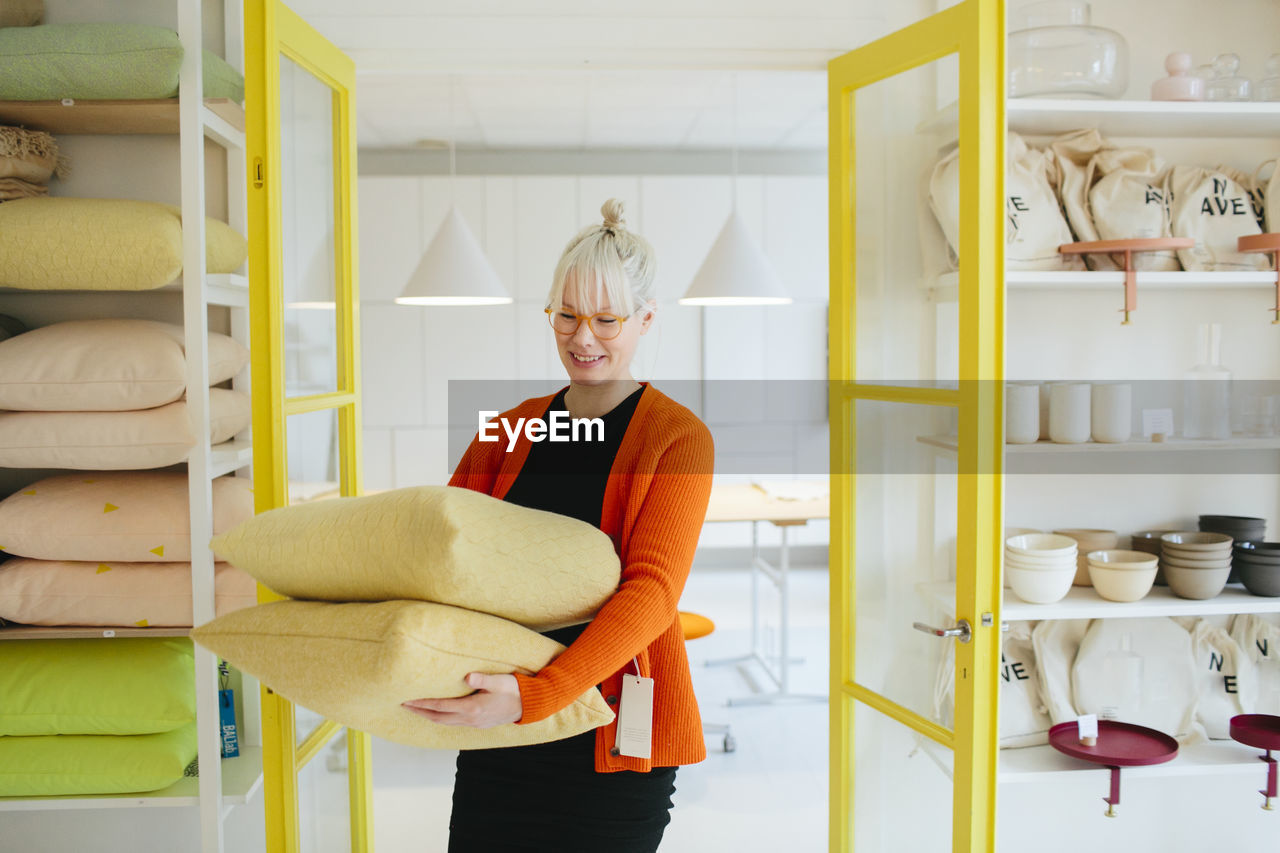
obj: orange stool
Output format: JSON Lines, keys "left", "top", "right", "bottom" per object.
{"left": 679, "top": 611, "right": 736, "bottom": 753}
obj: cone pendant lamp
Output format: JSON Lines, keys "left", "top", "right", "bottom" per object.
{"left": 679, "top": 73, "right": 790, "bottom": 306}
{"left": 395, "top": 206, "right": 511, "bottom": 305}
{"left": 679, "top": 210, "right": 790, "bottom": 305}
{"left": 396, "top": 76, "right": 511, "bottom": 307}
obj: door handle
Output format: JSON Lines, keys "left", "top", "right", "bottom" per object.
{"left": 912, "top": 619, "right": 972, "bottom": 644}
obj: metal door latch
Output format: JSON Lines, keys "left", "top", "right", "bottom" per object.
{"left": 912, "top": 619, "right": 972, "bottom": 643}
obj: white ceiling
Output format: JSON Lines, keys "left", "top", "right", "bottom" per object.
{"left": 287, "top": 1, "right": 888, "bottom": 151}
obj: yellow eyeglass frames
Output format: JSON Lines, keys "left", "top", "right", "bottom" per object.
{"left": 545, "top": 307, "right": 631, "bottom": 340}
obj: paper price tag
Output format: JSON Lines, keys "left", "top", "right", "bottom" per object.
{"left": 1077, "top": 713, "right": 1098, "bottom": 746}
{"left": 1142, "top": 408, "right": 1175, "bottom": 439}
{"left": 614, "top": 674, "right": 654, "bottom": 759}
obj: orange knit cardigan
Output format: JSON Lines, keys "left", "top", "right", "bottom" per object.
{"left": 448, "top": 383, "right": 714, "bottom": 773}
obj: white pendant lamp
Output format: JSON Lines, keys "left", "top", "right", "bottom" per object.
{"left": 396, "top": 77, "right": 511, "bottom": 307}
{"left": 680, "top": 73, "right": 791, "bottom": 307}
{"left": 395, "top": 204, "right": 510, "bottom": 305}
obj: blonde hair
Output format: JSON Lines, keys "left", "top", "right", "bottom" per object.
{"left": 546, "top": 199, "right": 656, "bottom": 316}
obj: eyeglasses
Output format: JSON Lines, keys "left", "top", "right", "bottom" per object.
{"left": 545, "top": 307, "right": 631, "bottom": 340}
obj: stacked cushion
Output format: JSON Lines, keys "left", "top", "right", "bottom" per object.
{"left": 209, "top": 485, "right": 621, "bottom": 630}
{"left": 192, "top": 600, "right": 614, "bottom": 750}
{"left": 0, "top": 638, "right": 198, "bottom": 796}
{"left": 0, "top": 559, "right": 255, "bottom": 627}
{"left": 0, "top": 24, "right": 243, "bottom": 101}
{"left": 0, "top": 472, "right": 254, "bottom": 563}
{"left": 0, "top": 198, "right": 248, "bottom": 291}
{"left": 0, "top": 388, "right": 250, "bottom": 469}
{"left": 0, "top": 319, "right": 249, "bottom": 411}
{"left": 197, "top": 485, "right": 623, "bottom": 749}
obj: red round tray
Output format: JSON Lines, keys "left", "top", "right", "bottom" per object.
{"left": 1049, "top": 720, "right": 1179, "bottom": 767}
{"left": 1230, "top": 714, "right": 1280, "bottom": 751}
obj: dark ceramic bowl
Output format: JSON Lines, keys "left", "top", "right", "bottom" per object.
{"left": 1238, "top": 561, "right": 1280, "bottom": 597}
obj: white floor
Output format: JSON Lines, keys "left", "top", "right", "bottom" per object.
{"left": 356, "top": 564, "right": 831, "bottom": 853}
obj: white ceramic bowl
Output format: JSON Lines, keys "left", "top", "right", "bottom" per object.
{"left": 1006, "top": 565, "right": 1075, "bottom": 604}
{"left": 1005, "top": 557, "right": 1077, "bottom": 575}
{"left": 1086, "top": 550, "right": 1160, "bottom": 571}
{"left": 1005, "top": 548, "right": 1077, "bottom": 567}
{"left": 1161, "top": 531, "right": 1233, "bottom": 552}
{"left": 1088, "top": 563, "right": 1157, "bottom": 602}
{"left": 1006, "top": 533, "right": 1079, "bottom": 557}
{"left": 1161, "top": 553, "right": 1233, "bottom": 570}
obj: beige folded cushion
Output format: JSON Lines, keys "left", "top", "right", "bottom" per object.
{"left": 0, "top": 559, "right": 256, "bottom": 627}
{"left": 210, "top": 485, "right": 620, "bottom": 632}
{"left": 0, "top": 387, "right": 250, "bottom": 469}
{"left": 191, "top": 599, "right": 614, "bottom": 750}
{"left": 0, "top": 319, "right": 249, "bottom": 411}
{"left": 0, "top": 197, "right": 247, "bottom": 291}
{"left": 0, "top": 472, "right": 253, "bottom": 561}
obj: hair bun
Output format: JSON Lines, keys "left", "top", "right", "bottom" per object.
{"left": 600, "top": 198, "right": 626, "bottom": 231}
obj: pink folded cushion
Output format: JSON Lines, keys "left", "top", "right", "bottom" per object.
{"left": 0, "top": 472, "right": 253, "bottom": 561}
{"left": 0, "top": 559, "right": 256, "bottom": 627}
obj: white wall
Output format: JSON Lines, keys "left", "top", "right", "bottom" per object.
{"left": 356, "top": 172, "right": 832, "bottom": 550}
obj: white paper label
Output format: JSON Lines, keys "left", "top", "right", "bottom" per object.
{"left": 1142, "top": 408, "right": 1175, "bottom": 439}
{"left": 1078, "top": 713, "right": 1099, "bottom": 740}
{"left": 614, "top": 674, "right": 654, "bottom": 759}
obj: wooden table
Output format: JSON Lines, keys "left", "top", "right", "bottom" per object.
{"left": 702, "top": 482, "right": 829, "bottom": 706}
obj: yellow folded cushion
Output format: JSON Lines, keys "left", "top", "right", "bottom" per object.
{"left": 191, "top": 599, "right": 614, "bottom": 750}
{"left": 0, "top": 197, "right": 247, "bottom": 290}
{"left": 210, "top": 485, "right": 620, "bottom": 632}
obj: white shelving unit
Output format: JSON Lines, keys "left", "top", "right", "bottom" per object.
{"left": 0, "top": 3, "right": 258, "bottom": 850}
{"left": 915, "top": 93, "right": 1280, "bottom": 821}
{"left": 921, "top": 581, "right": 1280, "bottom": 622}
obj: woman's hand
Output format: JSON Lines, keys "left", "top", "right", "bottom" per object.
{"left": 401, "top": 672, "right": 522, "bottom": 728}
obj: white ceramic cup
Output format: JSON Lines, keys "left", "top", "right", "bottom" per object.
{"left": 1091, "top": 383, "right": 1132, "bottom": 443}
{"left": 1006, "top": 383, "right": 1040, "bottom": 444}
{"left": 1049, "top": 383, "right": 1091, "bottom": 443}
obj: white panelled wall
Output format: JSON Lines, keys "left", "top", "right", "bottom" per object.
{"left": 357, "top": 172, "right": 830, "bottom": 553}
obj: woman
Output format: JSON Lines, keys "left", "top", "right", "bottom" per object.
{"left": 402, "top": 199, "right": 715, "bottom": 852}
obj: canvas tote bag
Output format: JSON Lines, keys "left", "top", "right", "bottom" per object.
{"left": 928, "top": 132, "right": 1081, "bottom": 271}
{"left": 1189, "top": 619, "right": 1255, "bottom": 739}
{"left": 933, "top": 621, "right": 1052, "bottom": 747}
{"left": 1168, "top": 164, "right": 1269, "bottom": 271}
{"left": 1089, "top": 146, "right": 1179, "bottom": 271}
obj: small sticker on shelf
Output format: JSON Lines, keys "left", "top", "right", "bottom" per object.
{"left": 60, "top": 98, "right": 74, "bottom": 106}
{"left": 1142, "top": 408, "right": 1175, "bottom": 439}
{"left": 103, "top": 630, "right": 115, "bottom": 638}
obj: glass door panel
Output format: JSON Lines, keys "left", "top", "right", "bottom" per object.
{"left": 280, "top": 53, "right": 339, "bottom": 396}
{"left": 853, "top": 56, "right": 960, "bottom": 388}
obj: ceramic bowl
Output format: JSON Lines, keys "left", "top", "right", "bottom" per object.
{"left": 1055, "top": 530, "right": 1120, "bottom": 587}
{"left": 1088, "top": 563, "right": 1157, "bottom": 602}
{"left": 1238, "top": 561, "right": 1280, "bottom": 597}
{"left": 1164, "top": 565, "right": 1231, "bottom": 600}
{"left": 1235, "top": 542, "right": 1280, "bottom": 561}
{"left": 1130, "top": 530, "right": 1174, "bottom": 554}
{"left": 1161, "top": 531, "right": 1233, "bottom": 551}
{"left": 1006, "top": 533, "right": 1079, "bottom": 557}
{"left": 1086, "top": 549, "right": 1159, "bottom": 571}
{"left": 1161, "top": 553, "right": 1233, "bottom": 570}
{"left": 1005, "top": 552, "right": 1077, "bottom": 571}
{"left": 1006, "top": 565, "right": 1075, "bottom": 604}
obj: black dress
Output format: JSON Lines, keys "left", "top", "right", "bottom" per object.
{"left": 447, "top": 387, "right": 679, "bottom": 853}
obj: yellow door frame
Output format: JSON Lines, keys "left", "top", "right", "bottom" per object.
{"left": 245, "top": 1, "right": 370, "bottom": 850}
{"left": 828, "top": 2, "right": 1005, "bottom": 851}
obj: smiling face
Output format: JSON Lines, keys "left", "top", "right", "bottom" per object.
{"left": 552, "top": 278, "right": 654, "bottom": 386}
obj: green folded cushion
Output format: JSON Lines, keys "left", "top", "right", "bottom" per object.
{"left": 0, "top": 638, "right": 194, "bottom": 736}
{"left": 0, "top": 721, "right": 197, "bottom": 797}
{"left": 0, "top": 23, "right": 243, "bottom": 102}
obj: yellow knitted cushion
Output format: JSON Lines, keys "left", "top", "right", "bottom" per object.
{"left": 210, "top": 485, "right": 621, "bottom": 632}
{"left": 191, "top": 599, "right": 614, "bottom": 749}
{"left": 0, "top": 197, "right": 247, "bottom": 290}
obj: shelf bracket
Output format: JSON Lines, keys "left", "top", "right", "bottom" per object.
{"left": 1260, "top": 749, "right": 1277, "bottom": 811}
{"left": 1059, "top": 238, "right": 1196, "bottom": 325}
{"left": 1104, "top": 765, "right": 1121, "bottom": 818}
{"left": 1236, "top": 233, "right": 1280, "bottom": 324}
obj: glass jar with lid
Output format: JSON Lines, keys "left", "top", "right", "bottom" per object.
{"left": 1008, "top": 1, "right": 1129, "bottom": 98}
